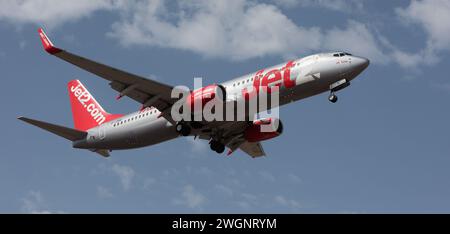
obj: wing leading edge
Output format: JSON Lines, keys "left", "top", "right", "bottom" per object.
{"left": 37, "top": 28, "right": 176, "bottom": 114}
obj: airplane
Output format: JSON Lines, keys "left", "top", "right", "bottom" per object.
{"left": 18, "top": 28, "right": 369, "bottom": 158}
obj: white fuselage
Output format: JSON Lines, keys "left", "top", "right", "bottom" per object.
{"left": 73, "top": 52, "right": 369, "bottom": 150}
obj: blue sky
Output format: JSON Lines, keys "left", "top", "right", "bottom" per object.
{"left": 1, "top": 0, "right": 450, "bottom": 213}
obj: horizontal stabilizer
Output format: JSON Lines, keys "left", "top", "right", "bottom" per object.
{"left": 18, "top": 116, "right": 87, "bottom": 141}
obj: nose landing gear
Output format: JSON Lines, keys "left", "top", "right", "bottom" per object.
{"left": 328, "top": 79, "right": 350, "bottom": 103}
{"left": 328, "top": 93, "right": 338, "bottom": 103}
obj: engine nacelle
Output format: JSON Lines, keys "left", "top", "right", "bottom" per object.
{"left": 186, "top": 84, "right": 226, "bottom": 111}
{"left": 244, "top": 118, "right": 283, "bottom": 142}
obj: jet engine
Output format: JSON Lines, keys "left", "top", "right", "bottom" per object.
{"left": 186, "top": 84, "right": 226, "bottom": 111}
{"left": 244, "top": 118, "right": 283, "bottom": 142}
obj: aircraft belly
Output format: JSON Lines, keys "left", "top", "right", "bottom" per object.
{"left": 94, "top": 118, "right": 178, "bottom": 150}
{"left": 279, "top": 75, "right": 330, "bottom": 106}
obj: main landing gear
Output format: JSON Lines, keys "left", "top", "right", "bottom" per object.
{"left": 175, "top": 122, "right": 191, "bottom": 136}
{"left": 210, "top": 140, "right": 225, "bottom": 154}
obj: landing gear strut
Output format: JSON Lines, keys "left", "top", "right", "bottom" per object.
{"left": 328, "top": 93, "right": 338, "bottom": 103}
{"left": 175, "top": 122, "right": 191, "bottom": 136}
{"left": 328, "top": 79, "right": 350, "bottom": 103}
{"left": 210, "top": 140, "right": 225, "bottom": 154}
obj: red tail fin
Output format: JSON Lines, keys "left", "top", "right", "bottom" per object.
{"left": 68, "top": 80, "right": 122, "bottom": 131}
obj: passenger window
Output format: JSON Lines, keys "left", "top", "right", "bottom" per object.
{"left": 333, "top": 54, "right": 339, "bottom": 57}
{"left": 339, "top": 53, "right": 345, "bottom": 57}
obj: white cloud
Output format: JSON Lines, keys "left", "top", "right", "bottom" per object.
{"left": 108, "top": 0, "right": 322, "bottom": 61}
{"left": 393, "top": 0, "right": 450, "bottom": 68}
{"left": 20, "top": 190, "right": 63, "bottom": 214}
{"left": 430, "top": 82, "right": 450, "bottom": 93}
{"left": 111, "top": 164, "right": 135, "bottom": 191}
{"left": 107, "top": 1, "right": 391, "bottom": 65}
{"left": 323, "top": 20, "right": 388, "bottom": 64}
{"left": 96, "top": 186, "right": 114, "bottom": 199}
{"left": 215, "top": 184, "right": 234, "bottom": 197}
{"left": 259, "top": 171, "right": 276, "bottom": 182}
{"left": 0, "top": 0, "right": 125, "bottom": 28}
{"left": 186, "top": 137, "right": 208, "bottom": 154}
{"left": 236, "top": 201, "right": 252, "bottom": 210}
{"left": 232, "top": 193, "right": 263, "bottom": 210}
{"left": 397, "top": 0, "right": 450, "bottom": 52}
{"left": 143, "top": 177, "right": 157, "bottom": 190}
{"left": 173, "top": 185, "right": 206, "bottom": 209}
{"left": 21, "top": 190, "right": 47, "bottom": 214}
{"left": 274, "top": 195, "right": 302, "bottom": 210}
{"left": 1, "top": 0, "right": 447, "bottom": 70}
{"left": 274, "top": 0, "right": 364, "bottom": 12}
{"left": 288, "top": 173, "right": 303, "bottom": 184}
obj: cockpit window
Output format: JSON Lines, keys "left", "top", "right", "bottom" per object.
{"left": 333, "top": 52, "right": 353, "bottom": 57}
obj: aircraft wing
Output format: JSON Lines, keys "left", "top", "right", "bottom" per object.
{"left": 197, "top": 120, "right": 266, "bottom": 158}
{"left": 38, "top": 28, "right": 176, "bottom": 114}
{"left": 238, "top": 141, "right": 266, "bottom": 158}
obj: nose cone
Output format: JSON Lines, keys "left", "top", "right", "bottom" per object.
{"left": 340, "top": 56, "right": 369, "bottom": 80}
{"left": 353, "top": 56, "right": 370, "bottom": 71}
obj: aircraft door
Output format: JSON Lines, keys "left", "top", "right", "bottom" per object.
{"left": 97, "top": 125, "right": 106, "bottom": 140}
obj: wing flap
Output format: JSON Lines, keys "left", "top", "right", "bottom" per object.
{"left": 90, "top": 149, "right": 110, "bottom": 158}
{"left": 239, "top": 141, "right": 266, "bottom": 158}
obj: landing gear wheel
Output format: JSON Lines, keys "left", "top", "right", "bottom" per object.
{"left": 210, "top": 140, "right": 225, "bottom": 154}
{"left": 215, "top": 144, "right": 225, "bottom": 154}
{"left": 176, "top": 122, "right": 191, "bottom": 136}
{"left": 328, "top": 93, "right": 338, "bottom": 103}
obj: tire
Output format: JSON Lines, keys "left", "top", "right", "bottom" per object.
{"left": 210, "top": 140, "right": 225, "bottom": 154}
{"left": 176, "top": 122, "right": 191, "bottom": 136}
{"left": 175, "top": 123, "right": 183, "bottom": 133}
{"left": 215, "top": 144, "right": 225, "bottom": 154}
{"left": 181, "top": 125, "right": 191, "bottom": 136}
{"left": 328, "top": 94, "right": 338, "bottom": 103}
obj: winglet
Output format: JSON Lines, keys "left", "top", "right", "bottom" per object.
{"left": 38, "top": 28, "right": 62, "bottom": 55}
